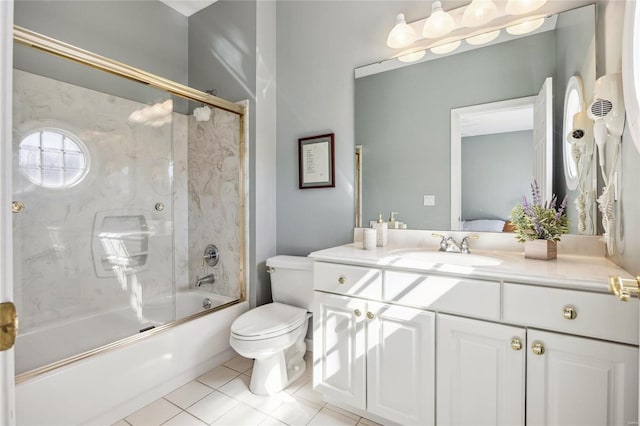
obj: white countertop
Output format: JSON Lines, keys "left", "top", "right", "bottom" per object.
{"left": 309, "top": 243, "right": 634, "bottom": 293}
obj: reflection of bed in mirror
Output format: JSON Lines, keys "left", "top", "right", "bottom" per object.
{"left": 462, "top": 219, "right": 515, "bottom": 233}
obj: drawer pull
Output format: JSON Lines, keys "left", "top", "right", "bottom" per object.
{"left": 366, "top": 312, "right": 375, "bottom": 320}
{"left": 531, "top": 342, "right": 545, "bottom": 356}
{"left": 563, "top": 306, "right": 577, "bottom": 320}
{"left": 510, "top": 338, "right": 522, "bottom": 351}
{"left": 338, "top": 275, "right": 346, "bottom": 285}
{"left": 354, "top": 309, "right": 361, "bottom": 317}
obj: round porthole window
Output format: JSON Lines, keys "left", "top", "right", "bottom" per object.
{"left": 18, "top": 129, "right": 89, "bottom": 189}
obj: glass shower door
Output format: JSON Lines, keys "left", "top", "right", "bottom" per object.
{"left": 12, "top": 44, "right": 176, "bottom": 375}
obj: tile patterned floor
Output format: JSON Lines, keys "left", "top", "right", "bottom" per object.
{"left": 114, "top": 353, "right": 380, "bottom": 426}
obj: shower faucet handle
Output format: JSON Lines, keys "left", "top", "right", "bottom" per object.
{"left": 202, "top": 244, "right": 220, "bottom": 267}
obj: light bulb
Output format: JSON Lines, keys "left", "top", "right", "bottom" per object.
{"left": 466, "top": 29, "right": 500, "bottom": 45}
{"left": 462, "top": 0, "right": 498, "bottom": 28}
{"left": 387, "top": 13, "right": 418, "bottom": 49}
{"left": 431, "top": 40, "right": 461, "bottom": 54}
{"left": 423, "top": 1, "right": 455, "bottom": 39}
{"left": 506, "top": 17, "right": 545, "bottom": 35}
{"left": 398, "top": 50, "right": 426, "bottom": 63}
{"left": 505, "top": 0, "right": 547, "bottom": 15}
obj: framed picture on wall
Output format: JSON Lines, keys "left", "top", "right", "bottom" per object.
{"left": 298, "top": 133, "right": 335, "bottom": 189}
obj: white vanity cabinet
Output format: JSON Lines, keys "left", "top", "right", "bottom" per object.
{"left": 436, "top": 314, "right": 526, "bottom": 425}
{"left": 527, "top": 330, "right": 638, "bottom": 426}
{"left": 312, "top": 264, "right": 435, "bottom": 426}
{"left": 437, "top": 315, "right": 639, "bottom": 426}
{"left": 311, "top": 255, "right": 639, "bottom": 426}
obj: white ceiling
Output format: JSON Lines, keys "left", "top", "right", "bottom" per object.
{"left": 159, "top": 0, "right": 218, "bottom": 17}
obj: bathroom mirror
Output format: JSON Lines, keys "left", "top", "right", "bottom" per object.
{"left": 623, "top": 0, "right": 640, "bottom": 153}
{"left": 355, "top": 4, "right": 596, "bottom": 234}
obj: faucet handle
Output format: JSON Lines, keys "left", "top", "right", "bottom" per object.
{"left": 432, "top": 233, "right": 447, "bottom": 251}
{"left": 461, "top": 234, "right": 479, "bottom": 253}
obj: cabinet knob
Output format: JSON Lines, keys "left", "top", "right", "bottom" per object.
{"left": 510, "top": 338, "right": 522, "bottom": 351}
{"left": 366, "top": 312, "right": 375, "bottom": 320}
{"left": 531, "top": 342, "right": 545, "bottom": 355}
{"left": 338, "top": 275, "right": 346, "bottom": 285}
{"left": 562, "top": 306, "right": 577, "bottom": 320}
{"left": 354, "top": 309, "right": 361, "bottom": 317}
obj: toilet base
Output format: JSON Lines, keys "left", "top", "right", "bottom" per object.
{"left": 248, "top": 325, "right": 308, "bottom": 395}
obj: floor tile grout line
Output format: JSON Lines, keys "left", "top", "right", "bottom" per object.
{"left": 157, "top": 406, "right": 184, "bottom": 426}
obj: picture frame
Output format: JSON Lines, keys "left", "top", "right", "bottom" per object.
{"left": 298, "top": 133, "right": 335, "bottom": 189}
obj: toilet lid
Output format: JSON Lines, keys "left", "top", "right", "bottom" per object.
{"left": 231, "top": 302, "right": 308, "bottom": 339}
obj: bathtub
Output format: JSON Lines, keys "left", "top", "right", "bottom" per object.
{"left": 15, "top": 291, "right": 248, "bottom": 425}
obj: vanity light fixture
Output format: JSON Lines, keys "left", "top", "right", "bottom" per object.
{"left": 387, "top": 13, "right": 418, "bottom": 49}
{"left": 431, "top": 39, "right": 461, "bottom": 54}
{"left": 462, "top": 0, "right": 498, "bottom": 28}
{"left": 505, "top": 0, "right": 547, "bottom": 15}
{"left": 398, "top": 49, "right": 427, "bottom": 63}
{"left": 506, "top": 17, "right": 545, "bottom": 35}
{"left": 466, "top": 29, "right": 501, "bottom": 45}
{"left": 423, "top": 1, "right": 455, "bottom": 38}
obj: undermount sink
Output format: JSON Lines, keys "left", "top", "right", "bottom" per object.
{"left": 389, "top": 249, "right": 503, "bottom": 267}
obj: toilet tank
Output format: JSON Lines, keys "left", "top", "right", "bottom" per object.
{"left": 267, "top": 255, "right": 313, "bottom": 310}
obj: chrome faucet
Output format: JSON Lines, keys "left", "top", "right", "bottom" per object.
{"left": 432, "top": 233, "right": 479, "bottom": 254}
{"left": 196, "top": 273, "right": 215, "bottom": 287}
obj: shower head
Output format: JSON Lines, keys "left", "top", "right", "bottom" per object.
{"left": 193, "top": 105, "right": 211, "bottom": 122}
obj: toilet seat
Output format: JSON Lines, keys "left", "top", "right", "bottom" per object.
{"left": 231, "top": 302, "right": 308, "bottom": 341}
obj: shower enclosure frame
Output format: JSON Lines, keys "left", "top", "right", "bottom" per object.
{"left": 5, "top": 24, "right": 249, "bottom": 386}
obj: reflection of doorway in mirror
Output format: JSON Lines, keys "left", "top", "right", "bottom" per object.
{"left": 355, "top": 145, "right": 362, "bottom": 228}
{"left": 451, "top": 95, "right": 539, "bottom": 231}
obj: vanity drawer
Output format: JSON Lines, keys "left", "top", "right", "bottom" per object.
{"left": 314, "top": 262, "right": 382, "bottom": 298}
{"left": 503, "top": 283, "right": 639, "bottom": 345}
{"left": 383, "top": 271, "right": 500, "bottom": 320}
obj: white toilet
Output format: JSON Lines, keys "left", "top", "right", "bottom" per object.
{"left": 230, "top": 255, "right": 313, "bottom": 395}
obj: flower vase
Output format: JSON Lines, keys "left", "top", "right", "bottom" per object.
{"left": 524, "top": 239, "right": 557, "bottom": 260}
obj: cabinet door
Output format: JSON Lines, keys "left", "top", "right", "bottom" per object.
{"left": 437, "top": 314, "right": 526, "bottom": 426}
{"left": 527, "top": 330, "right": 639, "bottom": 426}
{"left": 312, "top": 292, "right": 366, "bottom": 410}
{"left": 366, "top": 301, "right": 435, "bottom": 426}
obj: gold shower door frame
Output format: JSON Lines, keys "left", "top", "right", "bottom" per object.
{"left": 13, "top": 25, "right": 248, "bottom": 383}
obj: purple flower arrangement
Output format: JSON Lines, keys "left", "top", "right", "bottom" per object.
{"left": 510, "top": 180, "right": 569, "bottom": 242}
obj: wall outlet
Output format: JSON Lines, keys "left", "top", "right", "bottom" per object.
{"left": 424, "top": 195, "right": 436, "bottom": 206}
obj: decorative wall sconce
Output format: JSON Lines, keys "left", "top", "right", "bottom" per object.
{"left": 386, "top": 0, "right": 549, "bottom": 61}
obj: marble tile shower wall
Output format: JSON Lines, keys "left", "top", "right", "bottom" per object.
{"left": 12, "top": 70, "right": 241, "bottom": 332}
{"left": 187, "top": 108, "right": 241, "bottom": 300}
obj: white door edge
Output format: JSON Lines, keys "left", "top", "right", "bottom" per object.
{"left": 0, "top": 1, "right": 16, "bottom": 424}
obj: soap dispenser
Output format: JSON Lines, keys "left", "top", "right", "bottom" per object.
{"left": 388, "top": 211, "right": 399, "bottom": 229}
{"left": 375, "top": 212, "right": 388, "bottom": 247}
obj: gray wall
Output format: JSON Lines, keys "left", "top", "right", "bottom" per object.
{"left": 276, "top": 0, "right": 446, "bottom": 255}
{"left": 355, "top": 33, "right": 555, "bottom": 230}
{"left": 462, "top": 131, "right": 533, "bottom": 221}
{"left": 14, "top": 1, "right": 188, "bottom": 94}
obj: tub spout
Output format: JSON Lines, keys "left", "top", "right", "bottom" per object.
{"left": 196, "top": 273, "right": 215, "bottom": 287}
